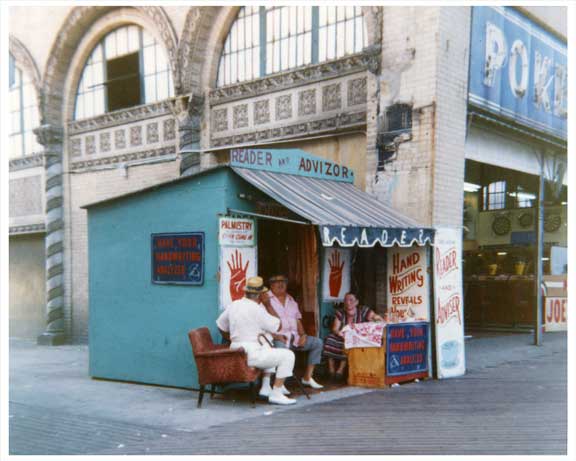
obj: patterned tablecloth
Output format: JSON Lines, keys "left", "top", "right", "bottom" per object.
{"left": 342, "top": 322, "right": 386, "bottom": 349}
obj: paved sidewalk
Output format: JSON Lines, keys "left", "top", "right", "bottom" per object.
{"left": 9, "top": 332, "right": 567, "bottom": 455}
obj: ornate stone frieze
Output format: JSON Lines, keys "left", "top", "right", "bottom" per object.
{"left": 233, "top": 104, "right": 249, "bottom": 129}
{"left": 70, "top": 145, "right": 176, "bottom": 171}
{"left": 212, "top": 108, "right": 228, "bottom": 132}
{"left": 115, "top": 129, "right": 126, "bottom": 149}
{"left": 276, "top": 95, "right": 292, "bottom": 121}
{"left": 209, "top": 49, "right": 380, "bottom": 106}
{"left": 67, "top": 101, "right": 173, "bottom": 136}
{"left": 130, "top": 126, "right": 143, "bottom": 147}
{"left": 322, "top": 83, "right": 342, "bottom": 112}
{"left": 253, "top": 100, "right": 270, "bottom": 125}
{"left": 298, "top": 89, "right": 317, "bottom": 116}
{"left": 85, "top": 135, "right": 96, "bottom": 155}
{"left": 99, "top": 132, "right": 111, "bottom": 152}
{"left": 9, "top": 223, "right": 46, "bottom": 235}
{"left": 146, "top": 122, "right": 159, "bottom": 144}
{"left": 348, "top": 77, "right": 368, "bottom": 106}
{"left": 211, "top": 110, "right": 366, "bottom": 148}
{"left": 9, "top": 152, "right": 45, "bottom": 171}
{"left": 164, "top": 118, "right": 177, "bottom": 141}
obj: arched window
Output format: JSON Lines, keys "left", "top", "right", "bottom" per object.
{"left": 217, "top": 6, "right": 366, "bottom": 87}
{"left": 74, "top": 25, "right": 174, "bottom": 120}
{"left": 9, "top": 53, "right": 42, "bottom": 158}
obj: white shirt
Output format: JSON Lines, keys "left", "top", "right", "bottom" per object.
{"left": 216, "top": 297, "right": 280, "bottom": 344}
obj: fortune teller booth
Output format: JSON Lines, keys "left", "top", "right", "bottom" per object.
{"left": 84, "top": 148, "right": 466, "bottom": 390}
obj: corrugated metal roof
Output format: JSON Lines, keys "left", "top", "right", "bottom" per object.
{"left": 232, "top": 167, "right": 425, "bottom": 229}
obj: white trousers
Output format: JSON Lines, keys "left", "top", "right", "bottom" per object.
{"left": 231, "top": 342, "right": 295, "bottom": 379}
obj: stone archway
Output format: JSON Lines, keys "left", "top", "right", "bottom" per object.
{"left": 36, "top": 6, "right": 179, "bottom": 344}
{"left": 41, "top": 6, "right": 179, "bottom": 127}
{"left": 9, "top": 35, "right": 42, "bottom": 95}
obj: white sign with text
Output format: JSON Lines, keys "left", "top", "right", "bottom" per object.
{"left": 433, "top": 228, "right": 466, "bottom": 379}
{"left": 387, "top": 246, "right": 429, "bottom": 321}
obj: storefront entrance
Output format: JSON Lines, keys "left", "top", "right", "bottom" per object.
{"left": 257, "top": 219, "right": 319, "bottom": 336}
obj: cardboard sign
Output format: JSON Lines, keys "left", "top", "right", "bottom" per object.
{"left": 544, "top": 297, "right": 567, "bottom": 332}
{"left": 433, "top": 227, "right": 466, "bottom": 378}
{"left": 219, "top": 217, "right": 255, "bottom": 247}
{"left": 219, "top": 247, "right": 257, "bottom": 310}
{"left": 387, "top": 246, "right": 429, "bottom": 321}
{"left": 151, "top": 233, "right": 204, "bottom": 285}
{"left": 386, "top": 323, "right": 429, "bottom": 377}
{"left": 321, "top": 248, "right": 351, "bottom": 302}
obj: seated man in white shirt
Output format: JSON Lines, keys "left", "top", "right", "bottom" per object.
{"left": 216, "top": 276, "right": 297, "bottom": 405}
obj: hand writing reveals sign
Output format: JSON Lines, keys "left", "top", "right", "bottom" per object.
{"left": 151, "top": 232, "right": 204, "bottom": 285}
{"left": 387, "top": 247, "right": 429, "bottom": 321}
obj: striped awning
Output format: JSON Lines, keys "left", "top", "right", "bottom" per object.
{"left": 232, "top": 167, "right": 434, "bottom": 247}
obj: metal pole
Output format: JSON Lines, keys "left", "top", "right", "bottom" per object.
{"left": 534, "top": 151, "right": 545, "bottom": 346}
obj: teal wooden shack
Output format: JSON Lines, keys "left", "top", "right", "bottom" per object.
{"left": 84, "top": 149, "right": 435, "bottom": 389}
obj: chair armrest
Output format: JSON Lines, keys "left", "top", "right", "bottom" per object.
{"left": 195, "top": 348, "right": 246, "bottom": 359}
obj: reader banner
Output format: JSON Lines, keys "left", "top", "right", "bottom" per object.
{"left": 320, "top": 225, "right": 434, "bottom": 248}
{"left": 231, "top": 148, "right": 355, "bottom": 183}
{"left": 387, "top": 246, "right": 429, "bottom": 321}
{"left": 386, "top": 322, "right": 429, "bottom": 377}
{"left": 219, "top": 217, "right": 255, "bottom": 247}
{"left": 151, "top": 232, "right": 204, "bottom": 285}
{"left": 219, "top": 246, "right": 257, "bottom": 309}
{"left": 469, "top": 6, "right": 567, "bottom": 139}
{"left": 433, "top": 227, "right": 466, "bottom": 378}
{"left": 321, "top": 247, "right": 352, "bottom": 302}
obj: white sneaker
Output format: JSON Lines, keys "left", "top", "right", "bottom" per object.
{"left": 259, "top": 385, "right": 272, "bottom": 398}
{"left": 268, "top": 388, "right": 297, "bottom": 405}
{"left": 301, "top": 377, "right": 324, "bottom": 389}
{"left": 280, "top": 385, "right": 291, "bottom": 395}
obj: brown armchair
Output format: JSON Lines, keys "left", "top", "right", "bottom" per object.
{"left": 188, "top": 327, "right": 261, "bottom": 408}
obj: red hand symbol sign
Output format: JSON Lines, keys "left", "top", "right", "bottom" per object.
{"left": 328, "top": 250, "right": 345, "bottom": 297}
{"left": 227, "top": 249, "right": 249, "bottom": 301}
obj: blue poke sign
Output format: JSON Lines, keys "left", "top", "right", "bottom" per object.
{"left": 231, "top": 148, "right": 355, "bottom": 183}
{"left": 151, "top": 232, "right": 204, "bottom": 285}
{"left": 469, "top": 7, "right": 567, "bottom": 140}
{"left": 386, "top": 322, "right": 429, "bottom": 377}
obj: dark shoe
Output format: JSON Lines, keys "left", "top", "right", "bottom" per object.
{"left": 334, "top": 372, "right": 345, "bottom": 383}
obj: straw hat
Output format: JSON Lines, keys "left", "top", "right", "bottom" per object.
{"left": 244, "top": 276, "right": 269, "bottom": 293}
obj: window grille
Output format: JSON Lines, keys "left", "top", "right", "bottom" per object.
{"left": 217, "top": 6, "right": 366, "bottom": 87}
{"left": 74, "top": 25, "right": 173, "bottom": 120}
{"left": 9, "top": 53, "right": 42, "bottom": 158}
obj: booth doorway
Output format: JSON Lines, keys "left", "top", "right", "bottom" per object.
{"left": 257, "top": 219, "right": 319, "bottom": 335}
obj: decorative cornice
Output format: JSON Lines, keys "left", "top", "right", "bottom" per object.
{"left": 67, "top": 101, "right": 174, "bottom": 135}
{"left": 9, "top": 152, "right": 45, "bottom": 172}
{"left": 70, "top": 145, "right": 177, "bottom": 171}
{"left": 34, "top": 125, "right": 64, "bottom": 146}
{"left": 210, "top": 110, "right": 366, "bottom": 148}
{"left": 209, "top": 49, "right": 380, "bottom": 106}
{"left": 10, "top": 223, "right": 46, "bottom": 235}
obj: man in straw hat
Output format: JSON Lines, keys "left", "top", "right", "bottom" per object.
{"left": 216, "top": 276, "right": 297, "bottom": 405}
{"left": 267, "top": 274, "right": 324, "bottom": 390}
